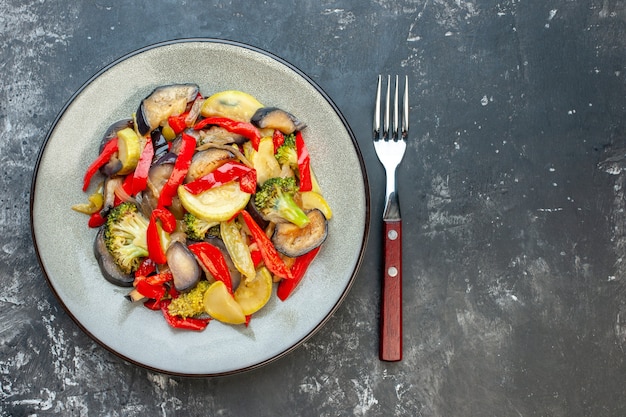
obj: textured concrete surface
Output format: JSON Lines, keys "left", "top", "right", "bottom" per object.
{"left": 2, "top": 0, "right": 626, "bottom": 416}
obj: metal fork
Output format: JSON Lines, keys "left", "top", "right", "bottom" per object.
{"left": 373, "top": 75, "right": 408, "bottom": 362}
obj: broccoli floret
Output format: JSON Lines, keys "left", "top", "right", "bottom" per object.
{"left": 274, "top": 133, "right": 297, "bottom": 167}
{"left": 168, "top": 280, "right": 211, "bottom": 318}
{"left": 183, "top": 213, "right": 218, "bottom": 241}
{"left": 254, "top": 176, "right": 310, "bottom": 228}
{"left": 103, "top": 202, "right": 149, "bottom": 274}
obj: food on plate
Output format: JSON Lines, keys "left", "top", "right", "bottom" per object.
{"left": 71, "top": 85, "right": 331, "bottom": 331}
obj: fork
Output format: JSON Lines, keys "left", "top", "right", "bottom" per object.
{"left": 373, "top": 75, "right": 408, "bottom": 362}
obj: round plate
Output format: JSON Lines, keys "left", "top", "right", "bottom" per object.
{"left": 30, "top": 39, "right": 369, "bottom": 376}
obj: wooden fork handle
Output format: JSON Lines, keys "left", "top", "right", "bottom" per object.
{"left": 380, "top": 219, "right": 402, "bottom": 361}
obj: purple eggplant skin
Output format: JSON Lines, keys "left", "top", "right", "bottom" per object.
{"left": 166, "top": 241, "right": 202, "bottom": 292}
{"left": 250, "top": 107, "right": 306, "bottom": 135}
{"left": 151, "top": 127, "right": 170, "bottom": 162}
{"left": 94, "top": 227, "right": 134, "bottom": 287}
{"left": 99, "top": 119, "right": 133, "bottom": 176}
{"left": 136, "top": 84, "right": 199, "bottom": 136}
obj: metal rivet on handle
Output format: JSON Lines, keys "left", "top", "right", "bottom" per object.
{"left": 388, "top": 266, "right": 398, "bottom": 277}
{"left": 388, "top": 229, "right": 398, "bottom": 240}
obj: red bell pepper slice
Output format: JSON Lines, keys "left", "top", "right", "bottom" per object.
{"left": 183, "top": 161, "right": 257, "bottom": 195}
{"left": 168, "top": 113, "right": 188, "bottom": 135}
{"left": 240, "top": 210, "right": 293, "bottom": 280}
{"left": 113, "top": 174, "right": 135, "bottom": 207}
{"left": 194, "top": 117, "right": 261, "bottom": 150}
{"left": 143, "top": 298, "right": 162, "bottom": 310}
{"left": 160, "top": 300, "right": 210, "bottom": 331}
{"left": 135, "top": 258, "right": 157, "bottom": 279}
{"left": 187, "top": 242, "right": 233, "bottom": 293}
{"left": 147, "top": 207, "right": 176, "bottom": 264}
{"left": 277, "top": 246, "right": 321, "bottom": 301}
{"left": 83, "top": 137, "right": 118, "bottom": 191}
{"left": 130, "top": 137, "right": 154, "bottom": 196}
{"left": 135, "top": 279, "right": 167, "bottom": 301}
{"left": 295, "top": 131, "right": 312, "bottom": 192}
{"left": 273, "top": 129, "right": 285, "bottom": 152}
{"left": 146, "top": 270, "right": 173, "bottom": 286}
{"left": 157, "top": 133, "right": 196, "bottom": 207}
{"left": 87, "top": 212, "right": 106, "bottom": 228}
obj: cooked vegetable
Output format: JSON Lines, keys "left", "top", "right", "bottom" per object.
{"left": 240, "top": 210, "right": 293, "bottom": 280}
{"left": 167, "top": 241, "right": 202, "bottom": 292}
{"left": 103, "top": 202, "right": 149, "bottom": 275}
{"left": 115, "top": 127, "right": 142, "bottom": 175}
{"left": 146, "top": 207, "right": 175, "bottom": 265}
{"left": 83, "top": 137, "right": 119, "bottom": 191}
{"left": 203, "top": 280, "right": 246, "bottom": 324}
{"left": 157, "top": 133, "right": 196, "bottom": 207}
{"left": 200, "top": 90, "right": 263, "bottom": 122}
{"left": 136, "top": 84, "right": 199, "bottom": 135}
{"left": 272, "top": 209, "right": 327, "bottom": 257}
{"left": 167, "top": 280, "right": 211, "bottom": 318}
{"left": 185, "top": 148, "right": 234, "bottom": 183}
{"left": 93, "top": 227, "right": 134, "bottom": 287}
{"left": 274, "top": 133, "right": 297, "bottom": 168}
{"left": 220, "top": 218, "right": 256, "bottom": 282}
{"left": 251, "top": 107, "right": 305, "bottom": 134}
{"left": 274, "top": 131, "right": 313, "bottom": 191}
{"left": 178, "top": 180, "right": 251, "bottom": 222}
{"left": 234, "top": 266, "right": 273, "bottom": 315}
{"left": 246, "top": 136, "right": 281, "bottom": 185}
{"left": 300, "top": 191, "right": 333, "bottom": 220}
{"left": 161, "top": 299, "right": 210, "bottom": 330}
{"left": 99, "top": 119, "right": 133, "bottom": 177}
{"left": 183, "top": 212, "right": 218, "bottom": 241}
{"left": 188, "top": 242, "right": 233, "bottom": 292}
{"left": 254, "top": 177, "right": 309, "bottom": 228}
{"left": 194, "top": 117, "right": 262, "bottom": 150}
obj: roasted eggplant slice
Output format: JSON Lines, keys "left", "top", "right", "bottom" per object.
{"left": 251, "top": 107, "right": 305, "bottom": 134}
{"left": 94, "top": 227, "right": 134, "bottom": 287}
{"left": 167, "top": 241, "right": 202, "bottom": 292}
{"left": 99, "top": 119, "right": 133, "bottom": 176}
{"left": 272, "top": 209, "right": 327, "bottom": 257}
{"left": 136, "top": 84, "right": 199, "bottom": 135}
{"left": 185, "top": 148, "right": 235, "bottom": 183}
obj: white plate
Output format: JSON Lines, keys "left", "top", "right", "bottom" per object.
{"left": 30, "top": 39, "right": 369, "bottom": 376}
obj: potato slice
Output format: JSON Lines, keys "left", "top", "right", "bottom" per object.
{"left": 203, "top": 281, "right": 246, "bottom": 324}
{"left": 234, "top": 267, "right": 273, "bottom": 315}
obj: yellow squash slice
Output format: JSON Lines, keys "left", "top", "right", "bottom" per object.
{"left": 234, "top": 267, "right": 273, "bottom": 315}
{"left": 203, "top": 281, "right": 246, "bottom": 325}
{"left": 178, "top": 181, "right": 251, "bottom": 222}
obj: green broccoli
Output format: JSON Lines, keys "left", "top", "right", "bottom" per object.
{"left": 103, "top": 202, "right": 149, "bottom": 274}
{"left": 254, "top": 176, "right": 310, "bottom": 228}
{"left": 168, "top": 280, "right": 211, "bottom": 318}
{"left": 274, "top": 133, "right": 297, "bottom": 167}
{"left": 183, "top": 212, "right": 219, "bottom": 241}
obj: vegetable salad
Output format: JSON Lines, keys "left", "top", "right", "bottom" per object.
{"left": 72, "top": 85, "right": 332, "bottom": 331}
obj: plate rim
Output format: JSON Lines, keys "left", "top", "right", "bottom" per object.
{"left": 29, "top": 37, "right": 371, "bottom": 377}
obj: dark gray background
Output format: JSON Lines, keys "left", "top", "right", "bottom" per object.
{"left": 2, "top": 0, "right": 626, "bottom": 416}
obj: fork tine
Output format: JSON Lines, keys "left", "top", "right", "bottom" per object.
{"left": 383, "top": 75, "right": 391, "bottom": 140}
{"left": 393, "top": 75, "right": 399, "bottom": 140}
{"left": 402, "top": 75, "right": 409, "bottom": 139}
{"left": 374, "top": 75, "right": 381, "bottom": 138}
